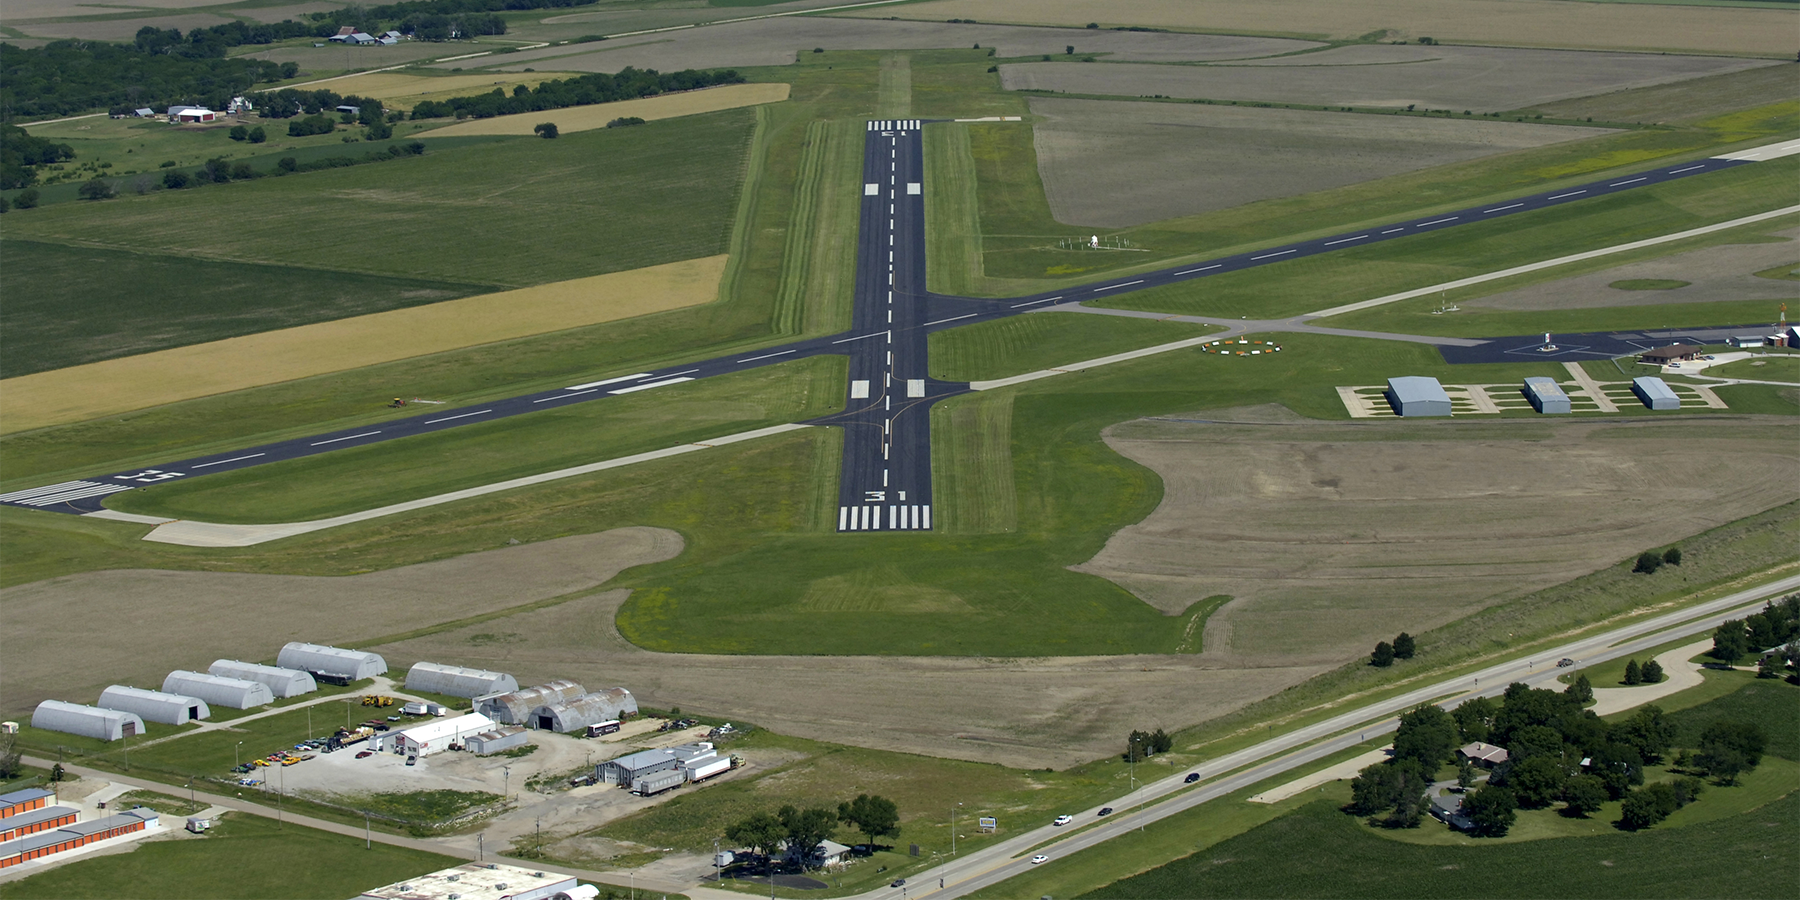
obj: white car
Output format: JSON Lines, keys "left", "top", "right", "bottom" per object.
{"left": 1031, "top": 854, "right": 1049, "bottom": 865}
{"left": 1052, "top": 815, "right": 1073, "bottom": 826}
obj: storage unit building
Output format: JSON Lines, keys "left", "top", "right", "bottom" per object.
{"left": 1522, "top": 377, "right": 1571, "bottom": 414}
{"left": 529, "top": 688, "right": 637, "bottom": 733}
{"left": 477, "top": 680, "right": 585, "bottom": 725}
{"left": 162, "top": 671, "right": 273, "bottom": 710}
{"left": 0, "top": 789, "right": 54, "bottom": 819}
{"left": 30, "top": 701, "right": 144, "bottom": 742}
{"left": 98, "top": 686, "right": 210, "bottom": 725}
{"left": 0, "top": 808, "right": 159, "bottom": 870}
{"left": 0, "top": 807, "right": 79, "bottom": 843}
{"left": 376, "top": 713, "right": 496, "bottom": 757}
{"left": 596, "top": 742, "right": 715, "bottom": 785}
{"left": 405, "top": 662, "right": 519, "bottom": 699}
{"left": 208, "top": 660, "right": 316, "bottom": 698}
{"left": 465, "top": 728, "right": 529, "bottom": 755}
{"left": 1384, "top": 376, "right": 1452, "bottom": 417}
{"left": 1632, "top": 376, "right": 1681, "bottom": 410}
{"left": 276, "top": 642, "right": 387, "bottom": 681}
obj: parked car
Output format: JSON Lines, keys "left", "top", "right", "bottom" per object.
{"left": 1053, "top": 815, "right": 1073, "bottom": 826}
{"left": 405, "top": 756, "right": 417, "bottom": 767}
{"left": 1097, "top": 807, "right": 1113, "bottom": 816}
{"left": 356, "top": 750, "right": 374, "bottom": 759}
{"left": 1031, "top": 855, "right": 1049, "bottom": 865}
{"left": 1184, "top": 773, "right": 1201, "bottom": 783}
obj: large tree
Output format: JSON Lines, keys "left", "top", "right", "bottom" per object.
{"left": 725, "top": 812, "right": 786, "bottom": 861}
{"left": 1371, "top": 641, "right": 1395, "bottom": 668}
{"left": 1462, "top": 784, "right": 1516, "bottom": 837}
{"left": 1451, "top": 696, "right": 1496, "bottom": 744}
{"left": 1393, "top": 704, "right": 1458, "bottom": 770}
{"left": 1561, "top": 774, "right": 1607, "bottom": 818}
{"left": 1392, "top": 632, "right": 1416, "bottom": 659}
{"left": 1712, "top": 620, "right": 1748, "bottom": 665}
{"left": 1505, "top": 756, "right": 1568, "bottom": 809}
{"left": 1610, "top": 706, "right": 1676, "bottom": 764}
{"left": 778, "top": 805, "right": 838, "bottom": 868}
{"left": 838, "top": 794, "right": 900, "bottom": 848}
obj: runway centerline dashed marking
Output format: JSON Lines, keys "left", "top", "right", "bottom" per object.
{"left": 310, "top": 431, "right": 380, "bottom": 445}
{"left": 191, "top": 453, "right": 265, "bottom": 468}
{"left": 425, "top": 409, "right": 492, "bottom": 424}
{"left": 736, "top": 349, "right": 797, "bottom": 363}
{"left": 1092, "top": 280, "right": 1145, "bottom": 292}
{"left": 1251, "top": 249, "right": 1297, "bottom": 260}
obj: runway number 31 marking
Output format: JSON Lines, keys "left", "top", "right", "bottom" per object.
{"left": 113, "top": 469, "right": 184, "bottom": 483}
{"left": 864, "top": 490, "right": 886, "bottom": 502}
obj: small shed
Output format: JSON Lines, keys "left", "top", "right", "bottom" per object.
{"left": 133, "top": 108, "right": 155, "bottom": 118}
{"left": 30, "top": 701, "right": 144, "bottom": 742}
{"left": 529, "top": 689, "right": 636, "bottom": 734}
{"left": 405, "top": 662, "right": 518, "bottom": 699}
{"left": 478, "top": 680, "right": 586, "bottom": 725}
{"left": 465, "top": 728, "right": 529, "bottom": 755}
{"left": 1385, "top": 376, "right": 1452, "bottom": 417}
{"left": 276, "top": 642, "right": 387, "bottom": 681}
{"left": 208, "top": 660, "right": 316, "bottom": 698}
{"left": 1638, "top": 344, "right": 1701, "bottom": 364}
{"left": 162, "top": 671, "right": 274, "bottom": 710}
{"left": 1522, "top": 376, "right": 1571, "bottom": 414}
{"left": 98, "top": 686, "right": 209, "bottom": 725}
{"left": 1631, "top": 376, "right": 1680, "bottom": 411}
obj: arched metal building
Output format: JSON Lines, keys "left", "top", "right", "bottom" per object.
{"left": 477, "top": 680, "right": 585, "bottom": 725}
{"left": 208, "top": 660, "right": 317, "bottom": 698}
{"left": 162, "top": 671, "right": 274, "bottom": 710}
{"left": 31, "top": 701, "right": 145, "bottom": 742}
{"left": 97, "top": 686, "right": 210, "bottom": 725}
{"left": 275, "top": 642, "right": 387, "bottom": 681}
{"left": 404, "top": 662, "right": 519, "bottom": 699}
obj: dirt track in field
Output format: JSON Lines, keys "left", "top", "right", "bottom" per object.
{"left": 0, "top": 254, "right": 726, "bottom": 433}
{"left": 0, "top": 527, "right": 684, "bottom": 719}
{"left": 1464, "top": 227, "right": 1798, "bottom": 311}
{"left": 421, "top": 83, "right": 791, "bottom": 136}
{"left": 1076, "top": 415, "right": 1800, "bottom": 670}
{"left": 851, "top": 0, "right": 1797, "bottom": 57}
{"left": 1027, "top": 97, "right": 1610, "bottom": 227}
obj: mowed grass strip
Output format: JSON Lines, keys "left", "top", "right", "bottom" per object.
{"left": 106, "top": 354, "right": 845, "bottom": 523}
{"left": 0, "top": 254, "right": 727, "bottom": 433}
{"left": 2, "top": 109, "right": 757, "bottom": 288}
{"left": 419, "top": 82, "right": 790, "bottom": 136}
{"left": 929, "top": 313, "right": 1216, "bottom": 382}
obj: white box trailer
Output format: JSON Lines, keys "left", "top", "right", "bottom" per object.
{"left": 685, "top": 756, "right": 732, "bottom": 783}
{"left": 632, "top": 770, "right": 685, "bottom": 796}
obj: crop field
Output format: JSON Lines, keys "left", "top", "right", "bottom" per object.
{"left": 422, "top": 82, "right": 790, "bottom": 136}
{"left": 1, "top": 254, "right": 727, "bottom": 433}
{"left": 0, "top": 527, "right": 680, "bottom": 720}
{"left": 1076, "top": 417, "right": 1799, "bottom": 668}
{"left": 1000, "top": 46, "right": 1777, "bottom": 115}
{"left": 1461, "top": 225, "right": 1798, "bottom": 311}
{"left": 1525, "top": 64, "right": 1800, "bottom": 125}
{"left": 1026, "top": 97, "right": 1611, "bottom": 228}
{"left": 2, "top": 109, "right": 756, "bottom": 289}
{"left": 0, "top": 239, "right": 479, "bottom": 380}
{"left": 0, "top": 813, "right": 462, "bottom": 900}
{"left": 477, "top": 16, "right": 1320, "bottom": 74}
{"left": 851, "top": 0, "right": 1800, "bottom": 56}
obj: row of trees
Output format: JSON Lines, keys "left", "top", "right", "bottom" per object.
{"left": 724, "top": 795, "right": 899, "bottom": 869}
{"left": 408, "top": 67, "right": 743, "bottom": 120}
{"left": 1370, "top": 632, "right": 1415, "bottom": 667}
{"left": 1711, "top": 595, "right": 1800, "bottom": 665}
{"left": 302, "top": 0, "right": 612, "bottom": 38}
{"left": 2, "top": 40, "right": 293, "bottom": 121}
{"left": 1621, "top": 657, "right": 1666, "bottom": 685}
{"left": 32, "top": 142, "right": 429, "bottom": 206}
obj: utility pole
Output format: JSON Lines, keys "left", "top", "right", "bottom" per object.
{"left": 367, "top": 812, "right": 372, "bottom": 850}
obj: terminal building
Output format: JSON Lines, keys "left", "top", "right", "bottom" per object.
{"left": 1522, "top": 377, "right": 1571, "bottom": 414}
{"left": 97, "top": 686, "right": 210, "bottom": 725}
{"left": 405, "top": 662, "right": 519, "bottom": 699}
{"left": 162, "top": 671, "right": 273, "bottom": 710}
{"left": 208, "top": 660, "right": 317, "bottom": 698}
{"left": 1384, "top": 376, "right": 1452, "bottom": 417}
{"left": 375, "top": 713, "right": 497, "bottom": 757}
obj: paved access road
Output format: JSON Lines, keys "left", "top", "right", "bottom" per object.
{"left": 0, "top": 134, "right": 1771, "bottom": 520}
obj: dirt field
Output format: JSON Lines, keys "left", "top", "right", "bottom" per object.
{"left": 319, "top": 71, "right": 587, "bottom": 112}
{"left": 0, "top": 527, "right": 683, "bottom": 720}
{"left": 479, "top": 16, "right": 1319, "bottom": 74}
{"left": 845, "top": 0, "right": 1799, "bottom": 57}
{"left": 1027, "top": 97, "right": 1610, "bottom": 228}
{"left": 421, "top": 83, "right": 790, "bottom": 137}
{"left": 367, "top": 590, "right": 1327, "bottom": 769}
{"left": 0, "top": 254, "right": 725, "bottom": 432}
{"left": 1465, "top": 226, "right": 1799, "bottom": 311}
{"left": 1075, "top": 415, "right": 1800, "bottom": 669}
{"left": 12, "top": 13, "right": 234, "bottom": 41}
{"left": 1529, "top": 64, "right": 1800, "bottom": 124}
{"left": 1001, "top": 45, "right": 1777, "bottom": 114}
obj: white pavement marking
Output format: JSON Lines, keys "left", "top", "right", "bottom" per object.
{"left": 608, "top": 376, "right": 694, "bottom": 394}
{"left": 1714, "top": 138, "right": 1800, "bottom": 161}
{"left": 907, "top": 183, "right": 921, "bottom": 194}
{"left": 865, "top": 183, "right": 879, "bottom": 195}
{"left": 1306, "top": 205, "right": 1800, "bottom": 318}
{"left": 1092, "top": 280, "right": 1145, "bottom": 292}
{"left": 1547, "top": 189, "right": 1587, "bottom": 200}
{"left": 736, "top": 349, "right": 796, "bottom": 363}
{"left": 191, "top": 453, "right": 266, "bottom": 468}
{"left": 1416, "top": 216, "right": 1459, "bottom": 226}
{"left": 833, "top": 332, "right": 884, "bottom": 343}
{"left": 1173, "top": 264, "right": 1222, "bottom": 275}
{"left": 1250, "top": 249, "right": 1297, "bottom": 260}
{"left": 1323, "top": 235, "right": 1368, "bottom": 245}
{"left": 907, "top": 379, "right": 925, "bottom": 398}
{"left": 311, "top": 431, "right": 381, "bottom": 444}
{"left": 132, "top": 425, "right": 813, "bottom": 547}
{"left": 923, "top": 314, "right": 978, "bottom": 326}
{"left": 1669, "top": 165, "right": 1705, "bottom": 174}
{"left": 424, "top": 409, "right": 492, "bottom": 424}
{"left": 1609, "top": 177, "right": 1647, "bottom": 186}
{"left": 970, "top": 333, "right": 1227, "bottom": 391}
{"left": 1011, "top": 296, "right": 1061, "bottom": 307}
{"left": 1483, "top": 203, "right": 1523, "bottom": 213}
{"left": 851, "top": 380, "right": 871, "bottom": 399}
{"left": 567, "top": 373, "right": 651, "bottom": 390}
{"left": 533, "top": 389, "right": 598, "bottom": 402}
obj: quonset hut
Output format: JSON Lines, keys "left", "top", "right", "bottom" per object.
{"left": 477, "top": 680, "right": 585, "bottom": 725}
{"left": 208, "top": 660, "right": 316, "bottom": 699}
{"left": 404, "top": 662, "right": 518, "bottom": 699}
{"left": 97, "top": 686, "right": 209, "bottom": 725}
{"left": 1522, "top": 377, "right": 1571, "bottom": 414}
{"left": 1385, "top": 376, "right": 1452, "bottom": 417}
{"left": 276, "top": 643, "right": 387, "bottom": 681}
{"left": 161, "top": 671, "right": 273, "bottom": 710}
{"left": 529, "top": 688, "right": 637, "bottom": 733}
{"left": 30, "top": 701, "right": 144, "bottom": 741}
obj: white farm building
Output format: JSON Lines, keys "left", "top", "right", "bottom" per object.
{"left": 375, "top": 713, "right": 496, "bottom": 757}
{"left": 97, "top": 686, "right": 209, "bottom": 725}
{"left": 405, "top": 662, "right": 518, "bottom": 699}
{"left": 31, "top": 701, "right": 144, "bottom": 742}
{"left": 208, "top": 660, "right": 316, "bottom": 698}
{"left": 276, "top": 642, "right": 387, "bottom": 681}
{"left": 161, "top": 671, "right": 273, "bottom": 710}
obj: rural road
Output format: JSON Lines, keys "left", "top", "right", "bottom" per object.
{"left": 1, "top": 134, "right": 1788, "bottom": 518}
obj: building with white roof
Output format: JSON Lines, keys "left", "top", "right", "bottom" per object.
{"left": 357, "top": 862, "right": 576, "bottom": 900}
{"left": 375, "top": 713, "right": 496, "bottom": 757}
{"left": 97, "top": 686, "right": 209, "bottom": 725}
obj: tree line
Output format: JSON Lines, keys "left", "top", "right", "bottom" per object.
{"left": 1, "top": 40, "right": 294, "bottom": 121}
{"left": 1349, "top": 680, "right": 1768, "bottom": 837}
{"left": 408, "top": 67, "right": 744, "bottom": 120}
{"left": 724, "top": 794, "right": 899, "bottom": 870}
{"left": 1710, "top": 594, "right": 1800, "bottom": 671}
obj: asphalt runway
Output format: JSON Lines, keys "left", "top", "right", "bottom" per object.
{"left": 0, "top": 136, "right": 1777, "bottom": 519}
{"left": 1437, "top": 325, "right": 1781, "bottom": 364}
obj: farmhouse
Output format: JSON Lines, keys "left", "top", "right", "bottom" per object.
{"left": 1631, "top": 376, "right": 1681, "bottom": 411}
{"left": 1637, "top": 344, "right": 1701, "bottom": 364}
{"left": 405, "top": 662, "right": 518, "bottom": 699}
{"left": 29, "top": 701, "right": 144, "bottom": 742}
{"left": 1384, "top": 376, "right": 1452, "bottom": 417}
{"left": 477, "top": 680, "right": 585, "bottom": 725}
{"left": 1522, "top": 376, "right": 1571, "bottom": 414}
{"left": 161, "top": 671, "right": 273, "bottom": 710}
{"left": 208, "top": 660, "right": 316, "bottom": 698}
{"left": 276, "top": 642, "right": 387, "bottom": 681}
{"left": 1458, "top": 741, "right": 1509, "bottom": 768}
{"left": 97, "top": 686, "right": 209, "bottom": 725}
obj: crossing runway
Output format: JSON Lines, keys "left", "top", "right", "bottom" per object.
{"left": 4, "top": 130, "right": 1784, "bottom": 525}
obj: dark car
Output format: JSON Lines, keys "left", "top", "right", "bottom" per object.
{"left": 356, "top": 750, "right": 374, "bottom": 759}
{"left": 1097, "top": 807, "right": 1113, "bottom": 816}
{"left": 1184, "top": 773, "right": 1200, "bottom": 783}
{"left": 890, "top": 879, "right": 906, "bottom": 888}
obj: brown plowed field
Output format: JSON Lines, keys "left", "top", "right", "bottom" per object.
{"left": 1465, "top": 226, "right": 1800, "bottom": 311}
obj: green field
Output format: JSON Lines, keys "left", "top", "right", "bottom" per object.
{"left": 1707, "top": 354, "right": 1800, "bottom": 382}
{"left": 1667, "top": 678, "right": 1800, "bottom": 761}
{"left": 929, "top": 313, "right": 1216, "bottom": 382}
{"left": 0, "top": 811, "right": 461, "bottom": 900}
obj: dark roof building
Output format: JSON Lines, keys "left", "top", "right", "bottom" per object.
{"left": 1638, "top": 344, "right": 1701, "bottom": 363}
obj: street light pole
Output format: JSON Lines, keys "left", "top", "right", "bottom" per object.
{"left": 236, "top": 741, "right": 243, "bottom": 770}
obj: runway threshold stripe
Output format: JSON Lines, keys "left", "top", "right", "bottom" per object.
{"left": 838, "top": 507, "right": 849, "bottom": 530}
{"left": 533, "top": 390, "right": 597, "bottom": 403}
{"left": 0, "top": 481, "right": 91, "bottom": 501}
{"left": 425, "top": 409, "right": 492, "bottom": 424}
{"left": 191, "top": 453, "right": 266, "bottom": 468}
{"left": 311, "top": 431, "right": 381, "bottom": 444}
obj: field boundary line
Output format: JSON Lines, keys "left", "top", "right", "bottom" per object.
{"left": 1305, "top": 204, "right": 1800, "bottom": 318}
{"left": 125, "top": 424, "right": 810, "bottom": 548}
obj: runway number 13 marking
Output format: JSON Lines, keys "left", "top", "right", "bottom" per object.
{"left": 113, "top": 469, "right": 184, "bottom": 483}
